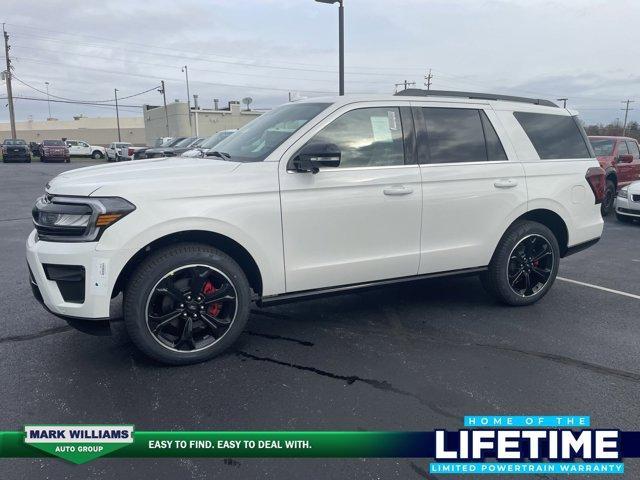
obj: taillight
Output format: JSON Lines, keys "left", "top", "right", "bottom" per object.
{"left": 585, "top": 166, "right": 606, "bottom": 204}
{"left": 128, "top": 147, "right": 134, "bottom": 156}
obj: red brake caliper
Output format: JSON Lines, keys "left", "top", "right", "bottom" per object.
{"left": 203, "top": 281, "right": 222, "bottom": 317}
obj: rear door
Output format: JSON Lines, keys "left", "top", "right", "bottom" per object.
{"left": 66, "top": 140, "right": 79, "bottom": 156}
{"left": 279, "top": 102, "right": 422, "bottom": 292}
{"left": 414, "top": 104, "right": 527, "bottom": 273}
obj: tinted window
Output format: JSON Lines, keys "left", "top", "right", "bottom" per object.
{"left": 627, "top": 141, "right": 640, "bottom": 158}
{"left": 214, "top": 103, "right": 330, "bottom": 162}
{"left": 589, "top": 138, "right": 615, "bottom": 156}
{"left": 514, "top": 112, "right": 590, "bottom": 159}
{"left": 618, "top": 141, "right": 629, "bottom": 155}
{"left": 423, "top": 108, "right": 487, "bottom": 163}
{"left": 200, "top": 131, "right": 235, "bottom": 149}
{"left": 305, "top": 107, "right": 405, "bottom": 168}
{"left": 480, "top": 111, "right": 508, "bottom": 161}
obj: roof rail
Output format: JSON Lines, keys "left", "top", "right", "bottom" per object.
{"left": 395, "top": 89, "right": 558, "bottom": 108}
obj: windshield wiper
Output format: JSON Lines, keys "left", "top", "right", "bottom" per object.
{"left": 205, "top": 150, "right": 231, "bottom": 159}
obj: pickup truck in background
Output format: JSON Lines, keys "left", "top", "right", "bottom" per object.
{"left": 588, "top": 136, "right": 640, "bottom": 215}
{"left": 65, "top": 140, "right": 107, "bottom": 159}
{"left": 105, "top": 142, "right": 146, "bottom": 162}
{"left": 38, "top": 140, "right": 70, "bottom": 163}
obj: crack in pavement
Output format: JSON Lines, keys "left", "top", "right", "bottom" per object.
{"left": 245, "top": 330, "right": 314, "bottom": 347}
{"left": 250, "top": 309, "right": 292, "bottom": 321}
{"left": 409, "top": 461, "right": 439, "bottom": 479}
{"left": 0, "top": 217, "right": 31, "bottom": 223}
{"left": 0, "top": 325, "right": 72, "bottom": 344}
{"left": 411, "top": 333, "right": 640, "bottom": 384}
{"left": 236, "top": 350, "right": 459, "bottom": 421}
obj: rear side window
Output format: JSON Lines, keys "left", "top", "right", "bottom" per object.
{"left": 422, "top": 108, "right": 507, "bottom": 163}
{"left": 513, "top": 112, "right": 590, "bottom": 159}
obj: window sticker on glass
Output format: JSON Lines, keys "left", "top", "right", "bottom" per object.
{"left": 387, "top": 110, "right": 399, "bottom": 130}
{"left": 371, "top": 116, "right": 393, "bottom": 143}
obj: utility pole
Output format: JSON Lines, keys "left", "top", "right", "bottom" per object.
{"left": 45, "top": 82, "right": 52, "bottom": 119}
{"left": 338, "top": 0, "right": 344, "bottom": 95}
{"left": 159, "top": 81, "right": 170, "bottom": 136}
{"left": 182, "top": 65, "right": 192, "bottom": 135}
{"left": 394, "top": 80, "right": 415, "bottom": 93}
{"left": 114, "top": 88, "right": 121, "bottom": 142}
{"left": 424, "top": 69, "right": 433, "bottom": 90}
{"left": 193, "top": 94, "right": 199, "bottom": 137}
{"left": 557, "top": 98, "right": 568, "bottom": 108}
{"left": 621, "top": 99, "right": 635, "bottom": 137}
{"left": 3, "top": 24, "right": 16, "bottom": 139}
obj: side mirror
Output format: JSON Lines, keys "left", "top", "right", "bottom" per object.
{"left": 617, "top": 154, "right": 634, "bottom": 164}
{"left": 292, "top": 143, "right": 341, "bottom": 174}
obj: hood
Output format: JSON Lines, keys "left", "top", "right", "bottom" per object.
{"left": 46, "top": 156, "right": 241, "bottom": 196}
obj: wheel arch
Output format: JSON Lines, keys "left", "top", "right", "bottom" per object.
{"left": 112, "top": 230, "right": 263, "bottom": 299}
{"left": 511, "top": 208, "right": 569, "bottom": 257}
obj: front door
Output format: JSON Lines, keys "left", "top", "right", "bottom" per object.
{"left": 279, "top": 103, "right": 422, "bottom": 293}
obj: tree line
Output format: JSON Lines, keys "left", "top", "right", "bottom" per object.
{"left": 583, "top": 120, "right": 640, "bottom": 141}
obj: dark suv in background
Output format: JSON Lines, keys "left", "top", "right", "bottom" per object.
{"left": 1, "top": 139, "right": 32, "bottom": 163}
{"left": 588, "top": 136, "right": 640, "bottom": 215}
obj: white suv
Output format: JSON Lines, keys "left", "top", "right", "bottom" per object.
{"left": 27, "top": 91, "right": 605, "bottom": 364}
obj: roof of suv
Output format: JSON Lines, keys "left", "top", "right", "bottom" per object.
{"left": 588, "top": 136, "right": 637, "bottom": 141}
{"left": 296, "top": 90, "right": 566, "bottom": 114}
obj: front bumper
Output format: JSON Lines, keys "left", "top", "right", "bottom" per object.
{"left": 3, "top": 153, "right": 30, "bottom": 162}
{"left": 615, "top": 195, "right": 640, "bottom": 217}
{"left": 26, "top": 229, "right": 129, "bottom": 320}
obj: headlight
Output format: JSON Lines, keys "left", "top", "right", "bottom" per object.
{"left": 32, "top": 195, "right": 135, "bottom": 242}
{"left": 618, "top": 187, "right": 628, "bottom": 199}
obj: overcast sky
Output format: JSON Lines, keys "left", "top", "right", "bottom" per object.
{"left": 1, "top": 0, "right": 639, "bottom": 125}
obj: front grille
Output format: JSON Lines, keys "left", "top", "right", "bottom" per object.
{"left": 43, "top": 264, "right": 85, "bottom": 303}
{"left": 632, "top": 194, "right": 640, "bottom": 202}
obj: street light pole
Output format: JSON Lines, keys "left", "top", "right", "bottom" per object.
{"left": 114, "top": 88, "right": 121, "bottom": 142}
{"left": 316, "top": 0, "right": 344, "bottom": 95}
{"left": 44, "top": 81, "right": 52, "bottom": 119}
{"left": 182, "top": 65, "right": 192, "bottom": 135}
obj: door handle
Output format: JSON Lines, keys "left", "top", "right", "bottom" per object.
{"left": 494, "top": 179, "right": 518, "bottom": 189}
{"left": 383, "top": 186, "right": 413, "bottom": 196}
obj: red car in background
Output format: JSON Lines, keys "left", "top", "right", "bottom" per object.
{"left": 38, "top": 140, "right": 70, "bottom": 163}
{"left": 588, "top": 136, "right": 640, "bottom": 215}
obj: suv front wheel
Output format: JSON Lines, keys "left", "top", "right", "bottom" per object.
{"left": 481, "top": 220, "right": 560, "bottom": 306}
{"left": 124, "top": 243, "right": 251, "bottom": 365}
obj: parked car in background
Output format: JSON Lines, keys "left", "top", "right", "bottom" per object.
{"left": 182, "top": 130, "right": 237, "bottom": 158}
{"left": 65, "top": 140, "right": 107, "bottom": 159}
{"left": 105, "top": 142, "right": 146, "bottom": 162}
{"left": 2, "top": 139, "right": 32, "bottom": 163}
{"left": 38, "top": 140, "right": 70, "bottom": 163}
{"left": 588, "top": 136, "right": 640, "bottom": 215}
{"left": 143, "top": 137, "right": 198, "bottom": 158}
{"left": 615, "top": 180, "right": 640, "bottom": 223}
{"left": 28, "top": 92, "right": 604, "bottom": 364}
{"left": 152, "top": 137, "right": 173, "bottom": 148}
{"left": 133, "top": 137, "right": 187, "bottom": 160}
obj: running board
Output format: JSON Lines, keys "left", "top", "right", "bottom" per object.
{"left": 258, "top": 266, "right": 487, "bottom": 307}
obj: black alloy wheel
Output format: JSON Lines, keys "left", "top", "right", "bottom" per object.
{"left": 507, "top": 234, "right": 554, "bottom": 297}
{"left": 145, "top": 264, "right": 238, "bottom": 353}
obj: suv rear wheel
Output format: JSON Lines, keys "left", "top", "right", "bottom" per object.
{"left": 124, "top": 243, "right": 251, "bottom": 365}
{"left": 481, "top": 220, "right": 560, "bottom": 306}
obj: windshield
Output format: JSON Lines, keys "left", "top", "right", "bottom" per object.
{"left": 589, "top": 138, "right": 615, "bottom": 156}
{"left": 3, "top": 139, "right": 26, "bottom": 145}
{"left": 213, "top": 103, "right": 330, "bottom": 162}
{"left": 166, "top": 137, "right": 186, "bottom": 147}
{"left": 174, "top": 137, "right": 197, "bottom": 148}
{"left": 200, "top": 131, "right": 235, "bottom": 149}
{"left": 43, "top": 140, "right": 65, "bottom": 146}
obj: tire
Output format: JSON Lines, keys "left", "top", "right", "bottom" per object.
{"left": 601, "top": 180, "right": 615, "bottom": 217}
{"left": 65, "top": 158, "right": 70, "bottom": 163}
{"left": 40, "top": 156, "right": 46, "bottom": 162}
{"left": 123, "top": 243, "right": 251, "bottom": 365}
{"left": 480, "top": 220, "right": 560, "bottom": 306}
{"left": 92, "top": 151, "right": 104, "bottom": 159}
{"left": 616, "top": 212, "right": 633, "bottom": 223}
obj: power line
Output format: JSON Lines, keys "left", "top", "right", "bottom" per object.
{"left": 621, "top": 99, "right": 635, "bottom": 136}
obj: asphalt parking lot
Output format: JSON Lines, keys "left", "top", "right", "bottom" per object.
{"left": 1, "top": 159, "right": 639, "bottom": 479}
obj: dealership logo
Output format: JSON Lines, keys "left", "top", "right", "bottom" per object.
{"left": 24, "top": 425, "right": 134, "bottom": 464}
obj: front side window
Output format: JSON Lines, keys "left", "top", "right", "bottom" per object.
{"left": 423, "top": 108, "right": 506, "bottom": 163}
{"left": 627, "top": 141, "right": 640, "bottom": 158}
{"left": 514, "top": 112, "right": 590, "bottom": 159}
{"left": 303, "top": 107, "right": 405, "bottom": 168}
{"left": 618, "top": 141, "right": 629, "bottom": 155}
{"left": 213, "top": 102, "right": 330, "bottom": 162}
